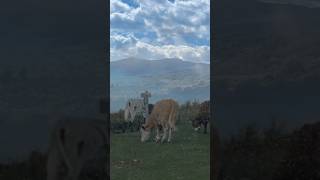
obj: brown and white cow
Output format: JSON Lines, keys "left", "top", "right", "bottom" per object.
{"left": 140, "top": 99, "right": 179, "bottom": 143}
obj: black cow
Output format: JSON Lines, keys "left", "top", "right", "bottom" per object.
{"left": 192, "top": 114, "right": 209, "bottom": 134}
{"left": 192, "top": 100, "right": 210, "bottom": 134}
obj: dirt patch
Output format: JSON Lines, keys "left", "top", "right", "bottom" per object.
{"left": 112, "top": 159, "right": 143, "bottom": 168}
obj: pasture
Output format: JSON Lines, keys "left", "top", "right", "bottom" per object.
{"left": 110, "top": 122, "right": 210, "bottom": 180}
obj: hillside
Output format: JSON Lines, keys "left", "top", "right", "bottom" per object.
{"left": 110, "top": 58, "right": 210, "bottom": 111}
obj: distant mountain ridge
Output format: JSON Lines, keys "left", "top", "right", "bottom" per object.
{"left": 110, "top": 58, "right": 209, "bottom": 112}
{"left": 111, "top": 57, "right": 208, "bottom": 75}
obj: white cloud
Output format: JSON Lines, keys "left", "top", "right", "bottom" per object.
{"left": 111, "top": 36, "right": 210, "bottom": 63}
{"left": 110, "top": 0, "right": 210, "bottom": 63}
{"left": 110, "top": 33, "right": 137, "bottom": 49}
{"left": 110, "top": 0, "right": 131, "bottom": 13}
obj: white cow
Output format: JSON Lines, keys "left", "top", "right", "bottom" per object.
{"left": 46, "top": 118, "right": 108, "bottom": 180}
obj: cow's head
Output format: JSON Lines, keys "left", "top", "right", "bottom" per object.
{"left": 140, "top": 125, "right": 151, "bottom": 142}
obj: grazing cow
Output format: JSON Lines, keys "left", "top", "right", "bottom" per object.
{"left": 46, "top": 118, "right": 108, "bottom": 180}
{"left": 140, "top": 99, "right": 179, "bottom": 143}
{"left": 192, "top": 100, "right": 210, "bottom": 134}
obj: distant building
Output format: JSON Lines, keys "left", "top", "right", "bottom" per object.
{"left": 124, "top": 91, "right": 152, "bottom": 122}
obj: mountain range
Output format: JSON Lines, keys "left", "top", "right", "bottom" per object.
{"left": 110, "top": 58, "right": 210, "bottom": 112}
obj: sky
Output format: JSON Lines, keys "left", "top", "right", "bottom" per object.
{"left": 110, "top": 0, "right": 210, "bottom": 63}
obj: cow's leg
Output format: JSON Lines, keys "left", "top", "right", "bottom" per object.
{"left": 168, "top": 109, "right": 177, "bottom": 143}
{"left": 203, "top": 121, "right": 208, "bottom": 134}
{"left": 155, "top": 127, "right": 161, "bottom": 143}
{"left": 168, "top": 127, "right": 173, "bottom": 143}
{"left": 161, "top": 127, "right": 168, "bottom": 143}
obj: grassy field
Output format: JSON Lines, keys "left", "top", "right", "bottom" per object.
{"left": 110, "top": 122, "right": 210, "bottom": 180}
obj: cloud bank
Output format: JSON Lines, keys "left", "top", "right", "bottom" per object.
{"left": 110, "top": 0, "right": 210, "bottom": 63}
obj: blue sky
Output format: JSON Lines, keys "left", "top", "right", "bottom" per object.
{"left": 110, "top": 0, "right": 210, "bottom": 63}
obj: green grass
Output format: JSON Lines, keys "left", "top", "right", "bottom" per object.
{"left": 110, "top": 122, "right": 210, "bottom": 180}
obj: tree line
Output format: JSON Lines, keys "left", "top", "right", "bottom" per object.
{"left": 110, "top": 100, "right": 203, "bottom": 133}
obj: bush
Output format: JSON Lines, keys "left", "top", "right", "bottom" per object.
{"left": 177, "top": 100, "right": 201, "bottom": 124}
{"left": 110, "top": 110, "right": 144, "bottom": 133}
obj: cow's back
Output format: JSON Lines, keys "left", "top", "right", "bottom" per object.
{"left": 151, "top": 99, "right": 178, "bottom": 126}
